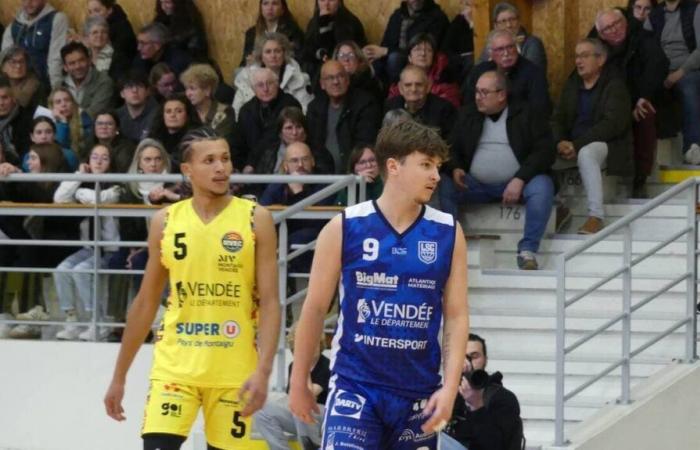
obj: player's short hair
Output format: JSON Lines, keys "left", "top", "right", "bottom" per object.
{"left": 374, "top": 119, "right": 449, "bottom": 177}
{"left": 179, "top": 126, "right": 223, "bottom": 163}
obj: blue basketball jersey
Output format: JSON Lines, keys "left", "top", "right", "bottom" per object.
{"left": 331, "top": 200, "right": 456, "bottom": 396}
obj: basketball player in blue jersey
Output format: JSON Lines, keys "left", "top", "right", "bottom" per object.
{"left": 289, "top": 119, "right": 469, "bottom": 449}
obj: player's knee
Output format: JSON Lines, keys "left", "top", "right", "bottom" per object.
{"left": 143, "top": 432, "right": 186, "bottom": 450}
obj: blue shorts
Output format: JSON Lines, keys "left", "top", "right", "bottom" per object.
{"left": 322, "top": 374, "right": 438, "bottom": 450}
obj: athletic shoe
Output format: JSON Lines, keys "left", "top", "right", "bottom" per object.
{"left": 16, "top": 305, "right": 50, "bottom": 321}
{"left": 0, "top": 313, "right": 13, "bottom": 338}
{"left": 517, "top": 251, "right": 539, "bottom": 270}
{"left": 577, "top": 216, "right": 604, "bottom": 235}
{"left": 78, "top": 325, "right": 111, "bottom": 341}
{"left": 683, "top": 143, "right": 700, "bottom": 165}
{"left": 56, "top": 313, "right": 81, "bottom": 341}
{"left": 9, "top": 324, "right": 41, "bottom": 339}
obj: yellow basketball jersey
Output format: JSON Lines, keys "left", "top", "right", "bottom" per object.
{"left": 151, "top": 197, "right": 259, "bottom": 387}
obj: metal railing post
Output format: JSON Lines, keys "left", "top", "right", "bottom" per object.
{"left": 555, "top": 254, "right": 567, "bottom": 446}
{"left": 621, "top": 224, "right": 632, "bottom": 404}
{"left": 275, "top": 219, "right": 289, "bottom": 392}
{"left": 92, "top": 182, "right": 101, "bottom": 341}
{"left": 685, "top": 181, "right": 698, "bottom": 362}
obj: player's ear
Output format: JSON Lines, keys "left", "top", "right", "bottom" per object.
{"left": 180, "top": 161, "right": 191, "bottom": 178}
{"left": 386, "top": 157, "right": 400, "bottom": 176}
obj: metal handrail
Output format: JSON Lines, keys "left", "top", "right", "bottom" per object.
{"left": 554, "top": 177, "right": 699, "bottom": 446}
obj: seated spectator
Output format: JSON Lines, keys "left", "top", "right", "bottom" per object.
{"left": 592, "top": 8, "right": 668, "bottom": 196}
{"left": 86, "top": 0, "right": 137, "bottom": 65}
{"left": 259, "top": 141, "right": 334, "bottom": 273}
{"left": 301, "top": 0, "right": 367, "bottom": 85}
{"left": 82, "top": 16, "right": 129, "bottom": 83}
{"left": 0, "top": 75, "right": 33, "bottom": 159}
{"left": 477, "top": 2, "right": 548, "bottom": 73}
{"left": 387, "top": 33, "right": 462, "bottom": 108}
{"left": 149, "top": 62, "right": 178, "bottom": 104}
{"left": 644, "top": 0, "right": 700, "bottom": 164}
{"left": 250, "top": 106, "right": 307, "bottom": 177}
{"left": 148, "top": 93, "right": 199, "bottom": 168}
{"left": 441, "top": 0, "right": 476, "bottom": 82}
{"left": 552, "top": 38, "right": 632, "bottom": 235}
{"left": 333, "top": 40, "right": 384, "bottom": 100}
{"left": 1, "top": 0, "right": 69, "bottom": 87}
{"left": 60, "top": 41, "right": 114, "bottom": 119}
{"left": 364, "top": 0, "right": 449, "bottom": 83}
{"left": 240, "top": 0, "right": 304, "bottom": 68}
{"left": 234, "top": 67, "right": 301, "bottom": 171}
{"left": 440, "top": 70, "right": 555, "bottom": 270}
{"left": 233, "top": 32, "right": 313, "bottom": 115}
{"left": 335, "top": 144, "right": 383, "bottom": 205}
{"left": 628, "top": 0, "right": 657, "bottom": 23}
{"left": 22, "top": 116, "right": 79, "bottom": 171}
{"left": 255, "top": 323, "right": 330, "bottom": 450}
{"left": 464, "top": 29, "right": 551, "bottom": 115}
{"left": 385, "top": 65, "right": 456, "bottom": 139}
{"left": 154, "top": 0, "right": 208, "bottom": 61}
{"left": 116, "top": 71, "right": 158, "bottom": 142}
{"left": 4, "top": 143, "right": 81, "bottom": 338}
{"left": 307, "top": 61, "right": 381, "bottom": 173}
{"left": 47, "top": 87, "right": 92, "bottom": 159}
{"left": 0, "top": 45, "right": 49, "bottom": 110}
{"left": 83, "top": 110, "right": 135, "bottom": 172}
{"left": 133, "top": 22, "right": 192, "bottom": 78}
{"left": 181, "top": 64, "right": 236, "bottom": 145}
{"left": 0, "top": 137, "right": 25, "bottom": 270}
{"left": 442, "top": 333, "right": 524, "bottom": 450}
{"left": 53, "top": 143, "right": 121, "bottom": 341}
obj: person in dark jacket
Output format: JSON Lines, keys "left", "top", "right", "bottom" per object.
{"left": 83, "top": 110, "right": 136, "bottom": 173}
{"left": 440, "top": 70, "right": 555, "bottom": 270}
{"left": 384, "top": 65, "right": 456, "bottom": 139}
{"left": 441, "top": 0, "right": 476, "bottom": 82}
{"left": 628, "top": 0, "right": 658, "bottom": 23}
{"left": 363, "top": 0, "right": 449, "bottom": 83}
{"left": 591, "top": 8, "right": 669, "bottom": 195}
{"left": 86, "top": 0, "right": 137, "bottom": 66}
{"left": 252, "top": 105, "right": 308, "bottom": 178}
{"left": 306, "top": 60, "right": 381, "bottom": 174}
{"left": 132, "top": 23, "right": 193, "bottom": 78}
{"left": 442, "top": 334, "right": 524, "bottom": 450}
{"left": 0, "top": 45, "right": 49, "bottom": 111}
{"left": 240, "top": 0, "right": 304, "bottom": 68}
{"left": 301, "top": 0, "right": 367, "bottom": 87}
{"left": 235, "top": 67, "right": 302, "bottom": 172}
{"left": 644, "top": 0, "right": 700, "bottom": 164}
{"left": 464, "top": 29, "right": 551, "bottom": 115}
{"left": 148, "top": 93, "right": 199, "bottom": 168}
{"left": 154, "top": 0, "right": 208, "bottom": 61}
{"left": 333, "top": 40, "right": 385, "bottom": 101}
{"left": 552, "top": 38, "right": 632, "bottom": 235}
{"left": 0, "top": 76, "right": 33, "bottom": 161}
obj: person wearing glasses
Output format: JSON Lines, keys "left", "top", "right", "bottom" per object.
{"left": 333, "top": 40, "right": 385, "bottom": 101}
{"left": 0, "top": 45, "right": 48, "bottom": 111}
{"left": 464, "top": 29, "right": 551, "bottom": 116}
{"left": 441, "top": 70, "right": 555, "bottom": 270}
{"left": 132, "top": 22, "right": 192, "bottom": 78}
{"left": 335, "top": 144, "right": 383, "bottom": 206}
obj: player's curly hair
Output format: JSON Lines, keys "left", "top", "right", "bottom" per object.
{"left": 374, "top": 119, "right": 449, "bottom": 177}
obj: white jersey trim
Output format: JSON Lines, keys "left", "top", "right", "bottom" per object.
{"left": 344, "top": 200, "right": 376, "bottom": 219}
{"left": 424, "top": 205, "right": 454, "bottom": 226}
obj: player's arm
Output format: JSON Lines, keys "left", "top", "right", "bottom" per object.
{"left": 289, "top": 214, "right": 342, "bottom": 424}
{"left": 104, "top": 208, "right": 170, "bottom": 421}
{"left": 423, "top": 222, "right": 469, "bottom": 433}
{"left": 239, "top": 205, "right": 281, "bottom": 416}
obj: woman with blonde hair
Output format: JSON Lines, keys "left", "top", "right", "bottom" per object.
{"left": 181, "top": 64, "right": 236, "bottom": 142}
{"left": 47, "top": 87, "right": 92, "bottom": 159}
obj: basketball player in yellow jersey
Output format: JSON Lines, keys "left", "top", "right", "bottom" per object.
{"left": 104, "top": 127, "right": 281, "bottom": 450}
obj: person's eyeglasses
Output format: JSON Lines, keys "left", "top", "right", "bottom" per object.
{"left": 599, "top": 18, "right": 624, "bottom": 34}
{"left": 355, "top": 157, "right": 377, "bottom": 167}
{"left": 495, "top": 16, "right": 518, "bottom": 25}
{"left": 411, "top": 45, "right": 433, "bottom": 55}
{"left": 475, "top": 88, "right": 503, "bottom": 98}
{"left": 254, "top": 80, "right": 277, "bottom": 89}
{"left": 574, "top": 51, "right": 599, "bottom": 60}
{"left": 6, "top": 58, "right": 26, "bottom": 66}
{"left": 286, "top": 156, "right": 312, "bottom": 165}
{"left": 337, "top": 52, "right": 357, "bottom": 62}
{"left": 90, "top": 154, "right": 110, "bottom": 162}
{"left": 321, "top": 73, "right": 347, "bottom": 82}
{"left": 137, "top": 40, "right": 156, "bottom": 47}
{"left": 491, "top": 43, "right": 516, "bottom": 55}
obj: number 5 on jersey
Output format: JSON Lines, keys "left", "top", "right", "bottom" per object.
{"left": 174, "top": 232, "right": 187, "bottom": 260}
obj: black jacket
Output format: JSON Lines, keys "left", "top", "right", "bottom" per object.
{"left": 552, "top": 68, "right": 633, "bottom": 176}
{"left": 446, "top": 372, "right": 524, "bottom": 450}
{"left": 385, "top": 93, "right": 456, "bottom": 139}
{"left": 107, "top": 4, "right": 137, "bottom": 72}
{"left": 463, "top": 58, "right": 552, "bottom": 116}
{"left": 447, "top": 101, "right": 555, "bottom": 183}
{"left": 0, "top": 105, "right": 33, "bottom": 160}
{"left": 132, "top": 44, "right": 193, "bottom": 77}
{"left": 306, "top": 88, "right": 381, "bottom": 174}
{"left": 234, "top": 93, "right": 301, "bottom": 169}
{"left": 381, "top": 0, "right": 449, "bottom": 51}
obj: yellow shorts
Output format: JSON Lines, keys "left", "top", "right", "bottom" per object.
{"left": 142, "top": 380, "right": 253, "bottom": 449}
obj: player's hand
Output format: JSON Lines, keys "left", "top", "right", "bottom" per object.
{"left": 289, "top": 383, "right": 320, "bottom": 425}
{"left": 421, "top": 385, "right": 457, "bottom": 434}
{"left": 239, "top": 369, "right": 269, "bottom": 417}
{"left": 104, "top": 380, "right": 126, "bottom": 421}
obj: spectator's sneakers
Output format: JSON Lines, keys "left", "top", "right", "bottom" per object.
{"left": 517, "top": 250, "right": 539, "bottom": 270}
{"left": 56, "top": 312, "right": 81, "bottom": 340}
{"left": 78, "top": 325, "right": 111, "bottom": 341}
{"left": 16, "top": 305, "right": 50, "bottom": 321}
{"left": 9, "top": 324, "right": 41, "bottom": 339}
{"left": 578, "top": 216, "right": 604, "bottom": 235}
{"left": 683, "top": 143, "right": 700, "bottom": 166}
{"left": 0, "top": 313, "right": 13, "bottom": 338}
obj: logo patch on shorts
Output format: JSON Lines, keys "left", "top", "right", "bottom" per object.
{"left": 330, "top": 390, "right": 366, "bottom": 419}
{"left": 221, "top": 232, "right": 244, "bottom": 253}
